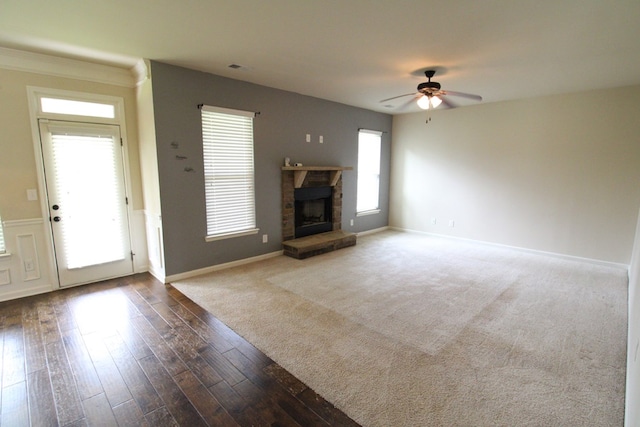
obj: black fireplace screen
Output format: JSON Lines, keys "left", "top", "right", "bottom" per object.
{"left": 294, "top": 186, "right": 333, "bottom": 238}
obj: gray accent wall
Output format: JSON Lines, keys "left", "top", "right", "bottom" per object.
{"left": 149, "top": 61, "right": 392, "bottom": 276}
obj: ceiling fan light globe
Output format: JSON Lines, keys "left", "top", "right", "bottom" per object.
{"left": 417, "top": 95, "right": 431, "bottom": 110}
{"left": 431, "top": 96, "right": 442, "bottom": 108}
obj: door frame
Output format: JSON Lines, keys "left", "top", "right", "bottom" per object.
{"left": 26, "top": 86, "right": 136, "bottom": 290}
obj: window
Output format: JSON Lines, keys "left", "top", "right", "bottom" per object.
{"left": 40, "top": 97, "right": 115, "bottom": 118}
{"left": 201, "top": 105, "right": 258, "bottom": 241}
{"left": 357, "top": 129, "right": 382, "bottom": 214}
{"left": 0, "top": 215, "right": 5, "bottom": 254}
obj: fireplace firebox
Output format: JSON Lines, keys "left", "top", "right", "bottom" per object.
{"left": 294, "top": 186, "right": 333, "bottom": 238}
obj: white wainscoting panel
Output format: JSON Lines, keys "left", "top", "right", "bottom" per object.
{"left": 131, "top": 209, "right": 149, "bottom": 273}
{"left": 0, "top": 265, "right": 10, "bottom": 286}
{"left": 17, "top": 233, "right": 41, "bottom": 281}
{"left": 0, "top": 214, "right": 151, "bottom": 301}
{"left": 0, "top": 219, "right": 53, "bottom": 302}
{"left": 144, "top": 211, "right": 165, "bottom": 282}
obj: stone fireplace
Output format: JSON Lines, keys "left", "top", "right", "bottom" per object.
{"left": 281, "top": 166, "right": 356, "bottom": 258}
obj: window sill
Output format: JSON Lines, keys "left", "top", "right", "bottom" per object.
{"left": 0, "top": 252, "right": 11, "bottom": 259}
{"left": 356, "top": 209, "right": 381, "bottom": 217}
{"left": 205, "top": 228, "right": 259, "bottom": 242}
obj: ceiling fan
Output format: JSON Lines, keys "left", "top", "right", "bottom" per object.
{"left": 381, "top": 70, "right": 483, "bottom": 110}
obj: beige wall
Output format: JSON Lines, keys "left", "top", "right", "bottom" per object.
{"left": 626, "top": 208, "right": 640, "bottom": 425}
{"left": 0, "top": 67, "right": 143, "bottom": 220}
{"left": 0, "top": 62, "right": 146, "bottom": 300}
{"left": 136, "top": 66, "right": 160, "bottom": 216}
{"left": 390, "top": 85, "right": 640, "bottom": 264}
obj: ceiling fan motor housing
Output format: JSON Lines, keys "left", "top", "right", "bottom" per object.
{"left": 417, "top": 81, "right": 441, "bottom": 95}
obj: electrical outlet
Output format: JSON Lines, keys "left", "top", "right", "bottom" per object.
{"left": 448, "top": 220, "right": 455, "bottom": 228}
{"left": 24, "top": 259, "right": 35, "bottom": 272}
{"left": 306, "top": 134, "right": 311, "bottom": 142}
{"left": 262, "top": 234, "right": 268, "bottom": 243}
{"left": 430, "top": 217, "right": 437, "bottom": 225}
{"left": 319, "top": 135, "right": 323, "bottom": 144}
{"left": 350, "top": 219, "right": 354, "bottom": 226}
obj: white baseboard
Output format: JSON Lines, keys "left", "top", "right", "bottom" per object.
{"left": 165, "top": 250, "right": 284, "bottom": 283}
{"left": 356, "top": 226, "right": 389, "bottom": 237}
{"left": 0, "top": 283, "right": 53, "bottom": 303}
{"left": 147, "top": 264, "right": 166, "bottom": 284}
{"left": 388, "top": 226, "right": 629, "bottom": 271}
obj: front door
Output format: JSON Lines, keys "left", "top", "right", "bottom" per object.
{"left": 39, "top": 119, "right": 134, "bottom": 287}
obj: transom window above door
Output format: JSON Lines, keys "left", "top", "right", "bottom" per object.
{"left": 40, "top": 97, "right": 115, "bottom": 119}
{"left": 29, "top": 87, "right": 123, "bottom": 124}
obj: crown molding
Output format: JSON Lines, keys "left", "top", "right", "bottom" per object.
{"left": 132, "top": 58, "right": 150, "bottom": 86}
{"left": 0, "top": 46, "right": 139, "bottom": 88}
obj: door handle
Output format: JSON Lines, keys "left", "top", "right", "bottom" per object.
{"left": 53, "top": 216, "right": 61, "bottom": 222}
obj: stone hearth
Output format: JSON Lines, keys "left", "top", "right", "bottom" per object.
{"left": 282, "top": 230, "right": 357, "bottom": 259}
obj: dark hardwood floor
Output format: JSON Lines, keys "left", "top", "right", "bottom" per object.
{"left": 0, "top": 273, "right": 360, "bottom": 426}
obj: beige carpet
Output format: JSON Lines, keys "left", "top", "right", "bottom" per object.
{"left": 172, "top": 230, "right": 627, "bottom": 426}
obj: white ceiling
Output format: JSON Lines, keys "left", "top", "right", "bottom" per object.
{"left": 1, "top": 0, "right": 639, "bottom": 113}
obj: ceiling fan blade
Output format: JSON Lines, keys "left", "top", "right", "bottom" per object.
{"left": 396, "top": 95, "right": 421, "bottom": 111}
{"left": 440, "top": 97, "right": 458, "bottom": 109}
{"left": 442, "top": 90, "right": 483, "bottom": 101}
{"left": 379, "top": 92, "right": 417, "bottom": 103}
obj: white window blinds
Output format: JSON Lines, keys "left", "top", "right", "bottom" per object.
{"left": 49, "top": 130, "right": 127, "bottom": 268}
{"left": 357, "top": 129, "right": 382, "bottom": 213}
{"left": 0, "top": 216, "right": 5, "bottom": 254}
{"left": 201, "top": 105, "right": 257, "bottom": 239}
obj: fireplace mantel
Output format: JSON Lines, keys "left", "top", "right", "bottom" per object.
{"left": 282, "top": 166, "right": 353, "bottom": 188}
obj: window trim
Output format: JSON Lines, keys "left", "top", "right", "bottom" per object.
{"left": 29, "top": 87, "right": 122, "bottom": 125}
{"left": 26, "top": 87, "right": 134, "bottom": 288}
{"left": 204, "top": 228, "right": 259, "bottom": 243}
{"left": 356, "top": 208, "right": 381, "bottom": 217}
